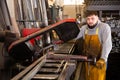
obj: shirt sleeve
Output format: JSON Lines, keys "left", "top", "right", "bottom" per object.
{"left": 101, "top": 24, "right": 112, "bottom": 62}
{"left": 74, "top": 25, "right": 86, "bottom": 40}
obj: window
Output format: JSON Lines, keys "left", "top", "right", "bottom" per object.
{"left": 64, "top": 0, "right": 84, "bottom": 5}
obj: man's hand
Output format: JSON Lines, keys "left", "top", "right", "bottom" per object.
{"left": 96, "top": 58, "right": 105, "bottom": 69}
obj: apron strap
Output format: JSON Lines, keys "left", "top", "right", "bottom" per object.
{"left": 85, "top": 27, "right": 99, "bottom": 34}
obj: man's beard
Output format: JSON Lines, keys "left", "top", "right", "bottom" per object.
{"left": 88, "top": 22, "right": 98, "bottom": 29}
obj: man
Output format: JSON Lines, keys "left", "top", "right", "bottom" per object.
{"left": 75, "top": 11, "right": 112, "bottom": 80}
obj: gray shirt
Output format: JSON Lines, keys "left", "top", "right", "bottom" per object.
{"left": 76, "top": 20, "right": 112, "bottom": 62}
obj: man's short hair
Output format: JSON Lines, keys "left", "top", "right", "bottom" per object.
{"left": 85, "top": 11, "right": 98, "bottom": 17}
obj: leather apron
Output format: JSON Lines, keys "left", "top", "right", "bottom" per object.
{"left": 84, "top": 27, "right": 106, "bottom": 80}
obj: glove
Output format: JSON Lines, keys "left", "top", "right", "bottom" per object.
{"left": 96, "top": 58, "right": 105, "bottom": 69}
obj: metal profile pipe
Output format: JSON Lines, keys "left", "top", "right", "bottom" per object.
{"left": 1, "top": 0, "right": 11, "bottom": 26}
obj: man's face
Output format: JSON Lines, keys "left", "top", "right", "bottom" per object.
{"left": 86, "top": 15, "right": 98, "bottom": 27}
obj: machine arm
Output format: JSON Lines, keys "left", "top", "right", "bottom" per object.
{"left": 8, "top": 19, "right": 76, "bottom": 51}
{"left": 7, "top": 19, "right": 80, "bottom": 60}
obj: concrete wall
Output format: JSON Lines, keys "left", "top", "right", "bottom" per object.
{"left": 63, "top": 5, "right": 76, "bottom": 18}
